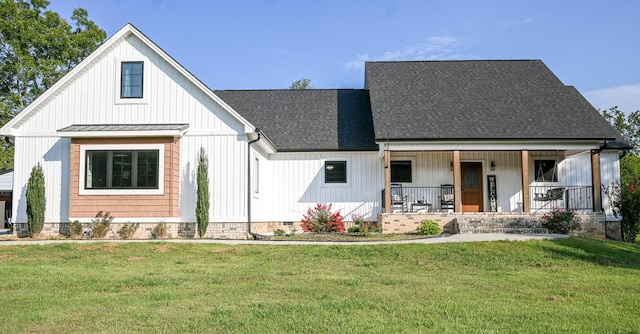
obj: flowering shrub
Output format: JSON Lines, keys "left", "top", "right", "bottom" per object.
{"left": 541, "top": 208, "right": 581, "bottom": 234}
{"left": 348, "top": 213, "right": 378, "bottom": 235}
{"left": 300, "top": 203, "right": 344, "bottom": 233}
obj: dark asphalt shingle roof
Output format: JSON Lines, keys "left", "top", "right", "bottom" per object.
{"left": 214, "top": 89, "right": 376, "bottom": 151}
{"left": 365, "top": 60, "right": 623, "bottom": 142}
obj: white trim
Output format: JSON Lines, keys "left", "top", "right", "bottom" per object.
{"left": 79, "top": 143, "right": 165, "bottom": 195}
{"left": 377, "top": 140, "right": 600, "bottom": 155}
{"left": 60, "top": 130, "right": 186, "bottom": 138}
{"left": 114, "top": 57, "right": 150, "bottom": 104}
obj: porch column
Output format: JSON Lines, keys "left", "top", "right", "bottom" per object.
{"left": 384, "top": 150, "right": 391, "bottom": 213}
{"left": 453, "top": 150, "right": 461, "bottom": 212}
{"left": 591, "top": 150, "right": 602, "bottom": 212}
{"left": 521, "top": 150, "right": 530, "bottom": 212}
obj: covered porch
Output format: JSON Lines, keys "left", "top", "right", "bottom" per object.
{"left": 380, "top": 146, "right": 608, "bottom": 215}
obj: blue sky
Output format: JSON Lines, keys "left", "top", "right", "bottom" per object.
{"left": 49, "top": 0, "right": 640, "bottom": 113}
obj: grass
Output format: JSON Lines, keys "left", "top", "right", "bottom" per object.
{"left": 1, "top": 237, "right": 639, "bottom": 333}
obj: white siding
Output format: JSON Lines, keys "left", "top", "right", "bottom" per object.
{"left": 12, "top": 137, "right": 70, "bottom": 223}
{"left": 252, "top": 152, "right": 384, "bottom": 222}
{"left": 600, "top": 151, "right": 621, "bottom": 220}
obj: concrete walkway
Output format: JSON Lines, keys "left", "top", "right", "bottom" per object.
{"left": 0, "top": 232, "right": 569, "bottom": 246}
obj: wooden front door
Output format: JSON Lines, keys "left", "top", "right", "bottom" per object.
{"left": 461, "top": 162, "right": 483, "bottom": 212}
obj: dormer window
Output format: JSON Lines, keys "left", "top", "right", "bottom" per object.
{"left": 121, "top": 61, "right": 143, "bottom": 98}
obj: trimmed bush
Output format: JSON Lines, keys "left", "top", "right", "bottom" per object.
{"left": 26, "top": 163, "right": 46, "bottom": 237}
{"left": 91, "top": 211, "right": 113, "bottom": 238}
{"left": 417, "top": 220, "right": 442, "bottom": 235}
{"left": 68, "top": 220, "right": 83, "bottom": 239}
{"left": 152, "top": 223, "right": 168, "bottom": 239}
{"left": 118, "top": 223, "right": 140, "bottom": 239}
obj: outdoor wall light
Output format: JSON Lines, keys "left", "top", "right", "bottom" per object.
{"left": 449, "top": 161, "right": 453, "bottom": 171}
{"left": 490, "top": 161, "right": 496, "bottom": 171}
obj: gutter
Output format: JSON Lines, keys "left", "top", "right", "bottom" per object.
{"left": 247, "top": 129, "right": 261, "bottom": 238}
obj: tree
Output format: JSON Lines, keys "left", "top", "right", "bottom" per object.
{"left": 196, "top": 147, "right": 210, "bottom": 238}
{"left": 0, "top": 0, "right": 106, "bottom": 168}
{"left": 289, "top": 78, "right": 313, "bottom": 89}
{"left": 601, "top": 106, "right": 640, "bottom": 241}
{"left": 26, "top": 162, "right": 45, "bottom": 237}
{"left": 600, "top": 106, "right": 640, "bottom": 156}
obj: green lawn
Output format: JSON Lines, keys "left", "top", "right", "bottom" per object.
{"left": 1, "top": 238, "right": 639, "bottom": 333}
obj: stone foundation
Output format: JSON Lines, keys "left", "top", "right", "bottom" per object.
{"left": 378, "top": 212, "right": 618, "bottom": 240}
{"left": 13, "top": 221, "right": 250, "bottom": 240}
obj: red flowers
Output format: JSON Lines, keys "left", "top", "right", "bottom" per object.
{"left": 300, "top": 203, "right": 344, "bottom": 233}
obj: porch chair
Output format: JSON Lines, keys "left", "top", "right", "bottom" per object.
{"left": 440, "top": 184, "right": 454, "bottom": 211}
{"left": 391, "top": 183, "right": 408, "bottom": 212}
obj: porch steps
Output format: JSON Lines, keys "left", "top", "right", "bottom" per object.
{"left": 457, "top": 219, "right": 548, "bottom": 234}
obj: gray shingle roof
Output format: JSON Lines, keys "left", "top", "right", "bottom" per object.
{"left": 214, "top": 89, "right": 376, "bottom": 151}
{"left": 365, "top": 60, "right": 623, "bottom": 142}
{"left": 58, "top": 124, "right": 189, "bottom": 132}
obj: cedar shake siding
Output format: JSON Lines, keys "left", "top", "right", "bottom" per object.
{"left": 69, "top": 137, "right": 180, "bottom": 218}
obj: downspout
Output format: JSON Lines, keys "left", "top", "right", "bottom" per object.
{"left": 247, "top": 129, "right": 261, "bottom": 237}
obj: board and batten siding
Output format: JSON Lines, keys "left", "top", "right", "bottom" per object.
{"left": 12, "top": 137, "right": 70, "bottom": 223}
{"left": 8, "top": 33, "right": 253, "bottom": 223}
{"left": 600, "top": 151, "right": 622, "bottom": 220}
{"left": 251, "top": 152, "right": 384, "bottom": 222}
{"left": 179, "top": 135, "right": 248, "bottom": 222}
{"left": 15, "top": 35, "right": 245, "bottom": 136}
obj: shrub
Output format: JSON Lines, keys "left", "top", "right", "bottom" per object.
{"left": 68, "top": 220, "right": 83, "bottom": 239}
{"left": 348, "top": 226, "right": 361, "bottom": 233}
{"left": 152, "top": 223, "right": 168, "bottom": 239}
{"left": 604, "top": 181, "right": 640, "bottom": 242}
{"left": 196, "top": 147, "right": 210, "bottom": 238}
{"left": 118, "top": 223, "right": 140, "bottom": 239}
{"left": 273, "top": 228, "right": 286, "bottom": 236}
{"left": 300, "top": 203, "right": 344, "bottom": 233}
{"left": 26, "top": 163, "right": 46, "bottom": 237}
{"left": 417, "top": 220, "right": 442, "bottom": 235}
{"left": 91, "top": 211, "right": 113, "bottom": 238}
{"left": 542, "top": 208, "right": 580, "bottom": 234}
{"left": 350, "top": 213, "right": 377, "bottom": 235}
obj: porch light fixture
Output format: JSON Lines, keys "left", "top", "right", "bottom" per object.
{"left": 490, "top": 161, "right": 496, "bottom": 171}
{"left": 449, "top": 161, "right": 453, "bottom": 171}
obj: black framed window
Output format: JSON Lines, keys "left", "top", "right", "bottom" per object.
{"left": 535, "top": 160, "right": 557, "bottom": 182}
{"left": 391, "top": 160, "right": 412, "bottom": 183}
{"left": 121, "top": 61, "right": 143, "bottom": 98}
{"left": 325, "top": 161, "right": 346, "bottom": 183}
{"left": 85, "top": 150, "right": 159, "bottom": 189}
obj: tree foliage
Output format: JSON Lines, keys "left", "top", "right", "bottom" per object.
{"left": 196, "top": 147, "right": 210, "bottom": 238}
{"left": 289, "top": 78, "right": 313, "bottom": 89}
{"left": 600, "top": 106, "right": 640, "bottom": 156}
{"left": 0, "top": 0, "right": 106, "bottom": 168}
{"left": 26, "top": 162, "right": 45, "bottom": 236}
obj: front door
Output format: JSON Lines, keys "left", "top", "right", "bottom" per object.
{"left": 461, "top": 162, "right": 483, "bottom": 212}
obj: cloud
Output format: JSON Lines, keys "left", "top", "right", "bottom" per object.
{"left": 344, "top": 35, "right": 473, "bottom": 70}
{"left": 583, "top": 84, "right": 640, "bottom": 113}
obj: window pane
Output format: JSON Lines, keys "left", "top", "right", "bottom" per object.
{"left": 325, "top": 161, "right": 346, "bottom": 183}
{"left": 85, "top": 151, "right": 108, "bottom": 189}
{"left": 121, "top": 62, "right": 143, "bottom": 98}
{"left": 391, "top": 161, "right": 412, "bottom": 183}
{"left": 137, "top": 151, "right": 159, "bottom": 188}
{"left": 111, "top": 152, "right": 133, "bottom": 188}
{"left": 535, "top": 160, "right": 557, "bottom": 182}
